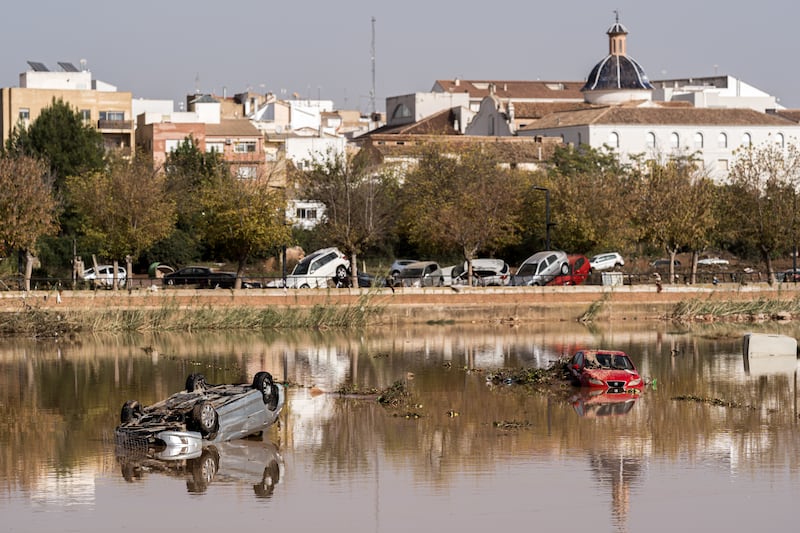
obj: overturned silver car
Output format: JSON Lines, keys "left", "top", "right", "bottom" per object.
{"left": 115, "top": 371, "right": 284, "bottom": 449}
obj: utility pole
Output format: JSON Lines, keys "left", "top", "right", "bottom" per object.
{"left": 370, "top": 16, "right": 376, "bottom": 117}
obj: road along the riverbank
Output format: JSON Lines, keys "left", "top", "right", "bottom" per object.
{"left": 4, "top": 282, "right": 798, "bottom": 325}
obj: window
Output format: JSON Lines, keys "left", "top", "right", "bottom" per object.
{"left": 234, "top": 141, "right": 257, "bottom": 153}
{"left": 742, "top": 133, "right": 752, "bottom": 146}
{"left": 390, "top": 103, "right": 411, "bottom": 120}
{"left": 18, "top": 108, "right": 30, "bottom": 120}
{"left": 165, "top": 139, "right": 180, "bottom": 153}
{"left": 718, "top": 132, "right": 727, "bottom": 148}
{"left": 670, "top": 132, "right": 680, "bottom": 149}
{"left": 100, "top": 111, "right": 124, "bottom": 121}
{"left": 236, "top": 166, "right": 257, "bottom": 179}
{"left": 608, "top": 132, "right": 620, "bottom": 148}
{"left": 776, "top": 133, "right": 785, "bottom": 147}
{"left": 80, "top": 109, "right": 91, "bottom": 122}
{"left": 646, "top": 132, "right": 656, "bottom": 149}
{"left": 694, "top": 132, "right": 704, "bottom": 149}
{"left": 577, "top": 132, "right": 582, "bottom": 145}
{"left": 296, "top": 208, "right": 318, "bottom": 220}
{"left": 206, "top": 142, "right": 224, "bottom": 153}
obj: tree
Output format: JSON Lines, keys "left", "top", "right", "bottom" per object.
{"left": 198, "top": 169, "right": 291, "bottom": 288}
{"left": 0, "top": 154, "right": 59, "bottom": 290}
{"left": 294, "top": 150, "right": 401, "bottom": 285}
{"left": 401, "top": 143, "right": 528, "bottom": 283}
{"left": 631, "top": 155, "right": 716, "bottom": 284}
{"left": 4, "top": 98, "right": 105, "bottom": 192}
{"left": 725, "top": 142, "right": 800, "bottom": 284}
{"left": 67, "top": 155, "right": 177, "bottom": 289}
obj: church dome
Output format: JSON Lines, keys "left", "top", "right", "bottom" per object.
{"left": 582, "top": 17, "right": 653, "bottom": 104}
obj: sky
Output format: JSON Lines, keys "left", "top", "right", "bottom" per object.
{"left": 4, "top": 0, "right": 799, "bottom": 112}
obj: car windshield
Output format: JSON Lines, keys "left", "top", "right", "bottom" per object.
{"left": 586, "top": 353, "right": 633, "bottom": 370}
{"left": 516, "top": 262, "right": 539, "bottom": 276}
{"left": 401, "top": 267, "right": 424, "bottom": 277}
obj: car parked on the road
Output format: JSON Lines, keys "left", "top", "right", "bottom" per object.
{"left": 547, "top": 254, "right": 591, "bottom": 286}
{"left": 510, "top": 251, "right": 570, "bottom": 286}
{"left": 567, "top": 350, "right": 644, "bottom": 392}
{"left": 163, "top": 266, "right": 238, "bottom": 288}
{"left": 451, "top": 258, "right": 511, "bottom": 286}
{"left": 698, "top": 256, "right": 730, "bottom": 266}
{"left": 396, "top": 261, "right": 444, "bottom": 287}
{"left": 83, "top": 265, "right": 127, "bottom": 289}
{"left": 285, "top": 247, "right": 350, "bottom": 289}
{"left": 115, "top": 371, "right": 285, "bottom": 450}
{"left": 651, "top": 258, "right": 681, "bottom": 269}
{"left": 589, "top": 252, "right": 625, "bottom": 272}
{"left": 389, "top": 259, "right": 418, "bottom": 279}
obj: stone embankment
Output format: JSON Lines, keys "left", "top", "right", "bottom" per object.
{"left": 4, "top": 282, "right": 798, "bottom": 324}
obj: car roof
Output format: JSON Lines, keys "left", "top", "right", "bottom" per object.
{"left": 403, "top": 261, "right": 439, "bottom": 268}
{"left": 521, "top": 250, "right": 565, "bottom": 263}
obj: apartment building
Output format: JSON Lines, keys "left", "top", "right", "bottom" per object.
{"left": 0, "top": 61, "right": 133, "bottom": 154}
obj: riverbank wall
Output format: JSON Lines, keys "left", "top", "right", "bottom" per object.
{"left": 4, "top": 282, "right": 798, "bottom": 325}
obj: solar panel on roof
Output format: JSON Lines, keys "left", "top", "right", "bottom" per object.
{"left": 27, "top": 61, "right": 49, "bottom": 72}
{"left": 58, "top": 62, "right": 79, "bottom": 72}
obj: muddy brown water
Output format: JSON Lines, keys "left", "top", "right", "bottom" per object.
{"left": 1, "top": 322, "right": 798, "bottom": 532}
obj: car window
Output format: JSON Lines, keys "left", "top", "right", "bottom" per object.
{"left": 517, "top": 262, "right": 538, "bottom": 276}
{"left": 318, "top": 252, "right": 336, "bottom": 267}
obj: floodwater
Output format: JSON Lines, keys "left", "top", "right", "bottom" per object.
{"left": 1, "top": 321, "right": 799, "bottom": 533}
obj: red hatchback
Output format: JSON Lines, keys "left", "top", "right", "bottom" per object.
{"left": 568, "top": 350, "right": 644, "bottom": 391}
{"left": 547, "top": 254, "right": 591, "bottom": 286}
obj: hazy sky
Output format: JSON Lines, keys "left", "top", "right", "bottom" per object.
{"left": 4, "top": 0, "right": 798, "bottom": 112}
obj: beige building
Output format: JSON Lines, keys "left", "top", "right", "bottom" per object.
{"left": 0, "top": 61, "right": 133, "bottom": 154}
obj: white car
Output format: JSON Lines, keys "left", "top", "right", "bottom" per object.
{"left": 589, "top": 252, "right": 625, "bottom": 272}
{"left": 451, "top": 258, "right": 511, "bottom": 286}
{"left": 698, "top": 257, "right": 730, "bottom": 266}
{"left": 83, "top": 265, "right": 127, "bottom": 289}
{"left": 285, "top": 247, "right": 350, "bottom": 289}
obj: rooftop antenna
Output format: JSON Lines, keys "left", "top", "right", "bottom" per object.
{"left": 370, "top": 16, "right": 376, "bottom": 115}
{"left": 194, "top": 72, "right": 200, "bottom": 94}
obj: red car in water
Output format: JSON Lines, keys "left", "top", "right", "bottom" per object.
{"left": 568, "top": 350, "right": 644, "bottom": 391}
{"left": 547, "top": 254, "right": 591, "bottom": 286}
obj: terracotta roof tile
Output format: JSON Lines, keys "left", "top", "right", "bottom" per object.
{"left": 433, "top": 79, "right": 584, "bottom": 100}
{"left": 205, "top": 119, "right": 261, "bottom": 137}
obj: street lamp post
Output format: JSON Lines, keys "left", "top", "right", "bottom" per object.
{"left": 533, "top": 186, "right": 553, "bottom": 250}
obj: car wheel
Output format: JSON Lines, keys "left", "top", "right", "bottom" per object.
{"left": 185, "top": 373, "right": 206, "bottom": 392}
{"left": 252, "top": 371, "right": 274, "bottom": 399}
{"left": 120, "top": 400, "right": 142, "bottom": 424}
{"left": 299, "top": 283, "right": 310, "bottom": 289}
{"left": 253, "top": 460, "right": 281, "bottom": 498}
{"left": 560, "top": 263, "right": 570, "bottom": 275}
{"left": 166, "top": 278, "right": 175, "bottom": 286}
{"left": 192, "top": 401, "right": 219, "bottom": 437}
{"left": 335, "top": 265, "right": 348, "bottom": 280}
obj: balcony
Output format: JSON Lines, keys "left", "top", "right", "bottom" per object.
{"left": 97, "top": 119, "right": 132, "bottom": 131}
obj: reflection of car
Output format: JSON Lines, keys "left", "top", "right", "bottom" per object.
{"left": 285, "top": 247, "right": 350, "bottom": 289}
{"left": 396, "top": 261, "right": 444, "bottom": 287}
{"left": 510, "top": 251, "right": 569, "bottom": 286}
{"left": 698, "top": 257, "right": 729, "bottom": 266}
{"left": 83, "top": 265, "right": 127, "bottom": 289}
{"left": 570, "top": 389, "right": 640, "bottom": 418}
{"left": 163, "top": 266, "right": 238, "bottom": 288}
{"left": 115, "top": 437, "right": 284, "bottom": 498}
{"left": 115, "top": 371, "right": 285, "bottom": 449}
{"left": 568, "top": 350, "right": 643, "bottom": 392}
{"left": 548, "top": 254, "right": 591, "bottom": 286}
{"left": 451, "top": 258, "right": 511, "bottom": 286}
{"left": 589, "top": 252, "right": 625, "bottom": 272}
{"left": 651, "top": 259, "right": 681, "bottom": 268}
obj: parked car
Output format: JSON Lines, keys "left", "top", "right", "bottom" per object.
{"left": 778, "top": 268, "right": 800, "bottom": 282}
{"left": 356, "top": 271, "right": 389, "bottom": 288}
{"left": 510, "top": 251, "right": 570, "bottom": 286}
{"left": 389, "top": 259, "right": 418, "bottom": 279}
{"left": 285, "top": 247, "right": 350, "bottom": 289}
{"left": 651, "top": 259, "right": 681, "bottom": 268}
{"left": 548, "top": 254, "right": 591, "bottom": 286}
{"left": 567, "top": 350, "right": 644, "bottom": 392}
{"left": 589, "top": 252, "right": 625, "bottom": 272}
{"left": 396, "top": 261, "right": 444, "bottom": 287}
{"left": 451, "top": 258, "right": 511, "bottom": 286}
{"left": 83, "top": 265, "right": 127, "bottom": 289}
{"left": 115, "top": 371, "right": 285, "bottom": 449}
{"left": 163, "top": 266, "right": 238, "bottom": 288}
{"left": 698, "top": 257, "right": 730, "bottom": 266}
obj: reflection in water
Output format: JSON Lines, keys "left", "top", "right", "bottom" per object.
{"left": 115, "top": 437, "right": 284, "bottom": 498}
{"left": 1, "top": 323, "right": 800, "bottom": 531}
{"left": 570, "top": 389, "right": 640, "bottom": 418}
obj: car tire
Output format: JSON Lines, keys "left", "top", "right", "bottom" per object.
{"left": 299, "top": 283, "right": 310, "bottom": 289}
{"left": 335, "top": 265, "right": 348, "bottom": 280}
{"left": 192, "top": 401, "right": 219, "bottom": 437}
{"left": 187, "top": 447, "right": 219, "bottom": 493}
{"left": 253, "top": 460, "right": 281, "bottom": 498}
{"left": 253, "top": 371, "right": 274, "bottom": 399}
{"left": 166, "top": 278, "right": 175, "bottom": 286}
{"left": 185, "top": 373, "right": 206, "bottom": 392}
{"left": 560, "top": 263, "right": 570, "bottom": 275}
{"left": 120, "top": 400, "right": 142, "bottom": 424}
